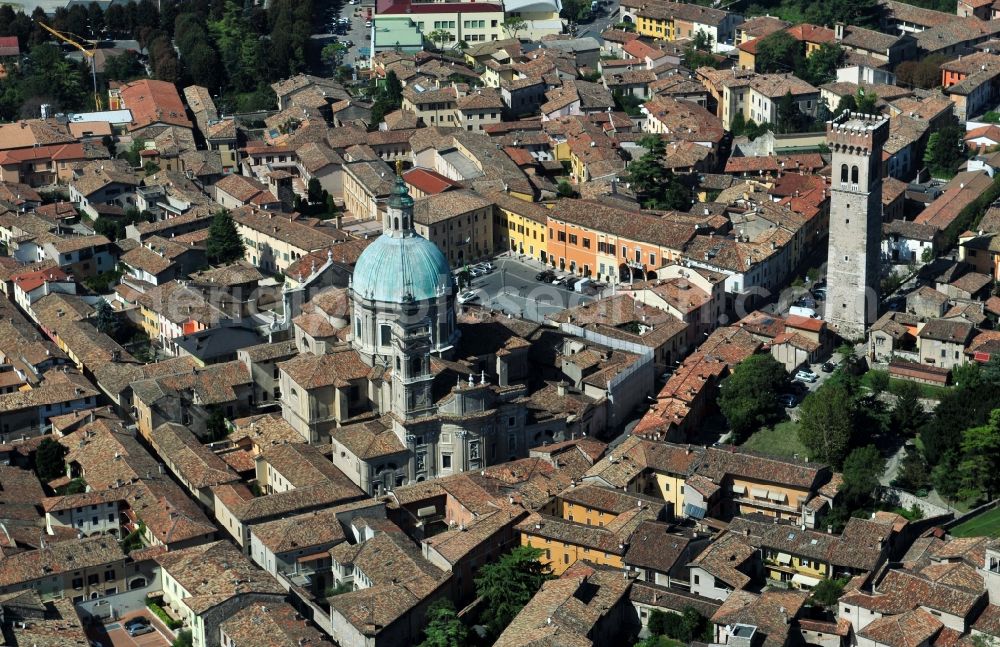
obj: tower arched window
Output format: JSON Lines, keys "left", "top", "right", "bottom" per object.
{"left": 840, "top": 164, "right": 848, "bottom": 183}
{"left": 394, "top": 217, "right": 399, "bottom": 230}
{"left": 851, "top": 165, "right": 859, "bottom": 184}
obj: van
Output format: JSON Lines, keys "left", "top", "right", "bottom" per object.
{"left": 574, "top": 278, "right": 591, "bottom": 292}
{"left": 788, "top": 305, "right": 817, "bottom": 318}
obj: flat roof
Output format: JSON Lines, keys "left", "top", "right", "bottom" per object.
{"left": 68, "top": 109, "right": 134, "bottom": 124}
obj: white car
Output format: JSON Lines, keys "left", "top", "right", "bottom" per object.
{"left": 794, "top": 369, "right": 818, "bottom": 383}
{"left": 458, "top": 291, "right": 480, "bottom": 304}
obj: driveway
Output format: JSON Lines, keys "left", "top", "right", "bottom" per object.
{"left": 90, "top": 610, "right": 173, "bottom": 647}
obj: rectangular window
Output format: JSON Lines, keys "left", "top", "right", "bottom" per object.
{"left": 442, "top": 454, "right": 452, "bottom": 469}
{"left": 569, "top": 234, "right": 578, "bottom": 245}
{"left": 583, "top": 238, "right": 591, "bottom": 249}
{"left": 380, "top": 324, "right": 391, "bottom": 346}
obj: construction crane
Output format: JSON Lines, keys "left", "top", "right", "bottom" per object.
{"left": 33, "top": 20, "right": 102, "bottom": 111}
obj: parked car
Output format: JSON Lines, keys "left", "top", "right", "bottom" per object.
{"left": 564, "top": 277, "right": 581, "bottom": 289}
{"left": 794, "top": 297, "right": 817, "bottom": 309}
{"left": 125, "top": 619, "right": 153, "bottom": 637}
{"left": 821, "top": 361, "right": 836, "bottom": 373}
{"left": 535, "top": 270, "right": 555, "bottom": 281}
{"left": 458, "top": 291, "right": 480, "bottom": 304}
{"left": 479, "top": 261, "right": 495, "bottom": 271}
{"left": 777, "top": 393, "right": 798, "bottom": 408}
{"left": 469, "top": 267, "right": 486, "bottom": 278}
{"left": 794, "top": 369, "right": 818, "bottom": 383}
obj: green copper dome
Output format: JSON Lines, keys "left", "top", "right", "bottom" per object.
{"left": 351, "top": 232, "right": 453, "bottom": 303}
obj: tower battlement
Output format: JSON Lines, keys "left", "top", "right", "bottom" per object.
{"left": 826, "top": 111, "right": 889, "bottom": 152}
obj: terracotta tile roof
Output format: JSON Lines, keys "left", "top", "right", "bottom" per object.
{"left": 278, "top": 349, "right": 370, "bottom": 389}
{"left": 331, "top": 416, "right": 407, "bottom": 460}
{"left": 59, "top": 418, "right": 216, "bottom": 545}
{"left": 151, "top": 422, "right": 240, "bottom": 490}
{"left": 918, "top": 317, "right": 974, "bottom": 343}
{"left": 328, "top": 530, "right": 449, "bottom": 635}
{"left": 117, "top": 79, "right": 192, "bottom": 131}
{"left": 623, "top": 520, "right": 693, "bottom": 572}
{"left": 711, "top": 589, "right": 809, "bottom": 647}
{"left": 412, "top": 189, "right": 492, "bottom": 225}
{"left": 736, "top": 16, "right": 791, "bottom": 40}
{"left": 0, "top": 535, "right": 123, "bottom": 587}
{"left": 154, "top": 540, "right": 283, "bottom": 614}
{"left": 643, "top": 96, "right": 725, "bottom": 144}
{"left": 547, "top": 198, "right": 700, "bottom": 251}
{"left": 220, "top": 602, "right": 329, "bottom": 647}
{"left": 859, "top": 607, "right": 944, "bottom": 647}
{"left": 494, "top": 562, "right": 631, "bottom": 647}
{"left": 131, "top": 360, "right": 251, "bottom": 408}
{"left": 232, "top": 207, "right": 346, "bottom": 252}
{"left": 690, "top": 531, "right": 756, "bottom": 589}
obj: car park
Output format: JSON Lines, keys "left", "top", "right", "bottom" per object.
{"left": 125, "top": 619, "right": 154, "bottom": 637}
{"left": 458, "top": 291, "right": 479, "bottom": 304}
{"left": 794, "top": 369, "right": 818, "bottom": 383}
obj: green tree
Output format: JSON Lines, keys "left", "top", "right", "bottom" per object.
{"left": 810, "top": 577, "right": 848, "bottom": 607}
{"left": 206, "top": 210, "right": 245, "bottom": 264}
{"left": 755, "top": 31, "right": 801, "bottom": 74}
{"left": 841, "top": 445, "right": 884, "bottom": 509}
{"left": 691, "top": 29, "right": 713, "bottom": 52}
{"left": 891, "top": 380, "right": 925, "bottom": 436}
{"left": 798, "top": 379, "right": 855, "bottom": 467}
{"left": 94, "top": 300, "right": 123, "bottom": 339}
{"left": 624, "top": 135, "right": 691, "bottom": 210}
{"left": 205, "top": 406, "right": 229, "bottom": 442}
{"left": 895, "top": 450, "right": 930, "bottom": 491}
{"left": 474, "top": 546, "right": 553, "bottom": 636}
{"left": 418, "top": 599, "right": 468, "bottom": 647}
{"left": 924, "top": 118, "right": 965, "bottom": 178}
{"left": 556, "top": 179, "right": 577, "bottom": 198}
{"left": 958, "top": 409, "right": 1000, "bottom": 500}
{"left": 502, "top": 16, "right": 527, "bottom": 39}
{"left": 35, "top": 437, "right": 67, "bottom": 481}
{"left": 719, "top": 354, "right": 788, "bottom": 442}
{"left": 103, "top": 50, "right": 146, "bottom": 82}
{"left": 777, "top": 91, "right": 805, "bottom": 134}
{"left": 802, "top": 43, "right": 843, "bottom": 86}
{"left": 427, "top": 29, "right": 452, "bottom": 49}
{"left": 307, "top": 177, "right": 324, "bottom": 204}
{"left": 730, "top": 111, "right": 747, "bottom": 137}
{"left": 172, "top": 630, "right": 193, "bottom": 647}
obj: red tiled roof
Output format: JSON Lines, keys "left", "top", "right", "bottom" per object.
{"left": 0, "top": 36, "right": 19, "bottom": 57}
{"left": 13, "top": 267, "right": 70, "bottom": 293}
{"left": 377, "top": 0, "right": 501, "bottom": 12}
{"left": 403, "top": 167, "right": 461, "bottom": 195}
{"left": 0, "top": 142, "right": 88, "bottom": 165}
{"left": 118, "top": 79, "right": 193, "bottom": 131}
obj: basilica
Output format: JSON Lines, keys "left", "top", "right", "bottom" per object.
{"left": 294, "top": 171, "right": 573, "bottom": 495}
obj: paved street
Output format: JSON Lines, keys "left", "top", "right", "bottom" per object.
{"left": 316, "top": 0, "right": 371, "bottom": 70}
{"left": 575, "top": 0, "right": 622, "bottom": 39}
{"left": 461, "top": 256, "right": 596, "bottom": 320}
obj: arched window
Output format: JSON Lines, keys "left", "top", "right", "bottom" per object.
{"left": 851, "top": 165, "right": 859, "bottom": 184}
{"left": 393, "top": 217, "right": 399, "bottom": 229}
{"left": 841, "top": 164, "right": 848, "bottom": 183}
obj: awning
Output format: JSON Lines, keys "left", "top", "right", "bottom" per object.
{"left": 792, "top": 573, "right": 821, "bottom": 587}
{"left": 767, "top": 490, "right": 787, "bottom": 503}
{"left": 750, "top": 488, "right": 768, "bottom": 499}
{"left": 731, "top": 484, "right": 747, "bottom": 494}
{"left": 777, "top": 553, "right": 792, "bottom": 565}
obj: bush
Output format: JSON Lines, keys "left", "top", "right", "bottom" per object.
{"left": 147, "top": 598, "right": 182, "bottom": 629}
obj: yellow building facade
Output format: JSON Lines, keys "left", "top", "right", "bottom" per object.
{"left": 520, "top": 531, "right": 625, "bottom": 575}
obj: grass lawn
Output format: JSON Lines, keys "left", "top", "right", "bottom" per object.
{"left": 889, "top": 378, "right": 950, "bottom": 401}
{"left": 950, "top": 506, "right": 1000, "bottom": 537}
{"left": 741, "top": 420, "right": 806, "bottom": 459}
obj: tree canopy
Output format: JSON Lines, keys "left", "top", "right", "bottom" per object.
{"left": 624, "top": 135, "right": 692, "bottom": 210}
{"left": 474, "top": 546, "right": 553, "bottom": 636}
{"left": 719, "top": 353, "right": 788, "bottom": 442}
{"left": 924, "top": 118, "right": 966, "bottom": 179}
{"left": 206, "top": 210, "right": 245, "bottom": 265}
{"left": 35, "top": 437, "right": 67, "bottom": 482}
{"left": 418, "top": 599, "right": 469, "bottom": 647}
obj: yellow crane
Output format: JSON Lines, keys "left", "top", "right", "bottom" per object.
{"left": 33, "top": 20, "right": 103, "bottom": 111}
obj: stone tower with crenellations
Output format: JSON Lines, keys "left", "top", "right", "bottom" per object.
{"left": 824, "top": 111, "right": 889, "bottom": 340}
